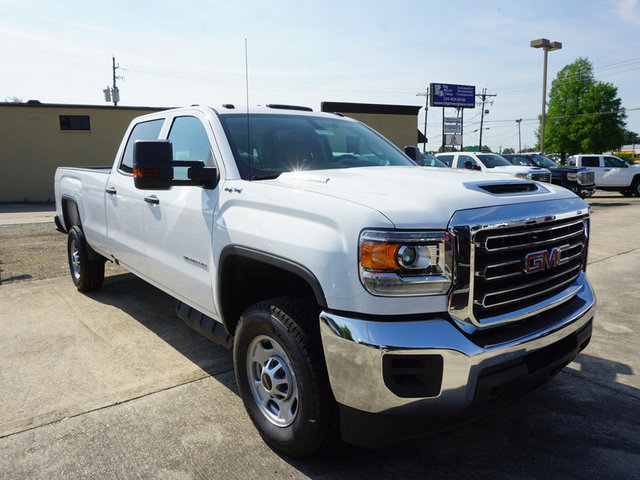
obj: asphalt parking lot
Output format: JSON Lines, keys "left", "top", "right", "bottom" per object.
{"left": 1, "top": 193, "right": 639, "bottom": 479}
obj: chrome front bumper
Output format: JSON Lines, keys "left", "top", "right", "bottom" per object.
{"left": 319, "top": 278, "right": 595, "bottom": 417}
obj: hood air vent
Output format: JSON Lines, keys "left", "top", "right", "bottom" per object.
{"left": 479, "top": 183, "right": 539, "bottom": 195}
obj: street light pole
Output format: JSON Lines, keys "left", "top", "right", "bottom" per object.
{"left": 516, "top": 118, "right": 522, "bottom": 153}
{"left": 530, "top": 38, "right": 562, "bottom": 154}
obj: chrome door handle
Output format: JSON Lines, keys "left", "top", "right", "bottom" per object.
{"left": 105, "top": 186, "right": 117, "bottom": 195}
{"left": 144, "top": 195, "right": 159, "bottom": 205}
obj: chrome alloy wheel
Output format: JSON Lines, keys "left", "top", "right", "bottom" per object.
{"left": 70, "top": 238, "right": 81, "bottom": 281}
{"left": 246, "top": 334, "right": 298, "bottom": 427}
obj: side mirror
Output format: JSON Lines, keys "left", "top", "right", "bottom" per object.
{"left": 133, "top": 140, "right": 218, "bottom": 190}
{"left": 133, "top": 140, "right": 174, "bottom": 190}
{"left": 404, "top": 146, "right": 420, "bottom": 162}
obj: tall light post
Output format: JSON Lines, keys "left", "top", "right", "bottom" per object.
{"left": 530, "top": 38, "right": 562, "bottom": 154}
{"left": 516, "top": 118, "right": 522, "bottom": 153}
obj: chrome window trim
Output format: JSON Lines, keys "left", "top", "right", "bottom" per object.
{"left": 447, "top": 197, "right": 590, "bottom": 330}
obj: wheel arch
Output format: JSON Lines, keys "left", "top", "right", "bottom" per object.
{"left": 61, "top": 196, "right": 82, "bottom": 231}
{"left": 218, "top": 245, "right": 327, "bottom": 337}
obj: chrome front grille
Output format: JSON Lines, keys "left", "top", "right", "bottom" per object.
{"left": 578, "top": 171, "right": 595, "bottom": 185}
{"left": 472, "top": 216, "right": 587, "bottom": 320}
{"left": 448, "top": 198, "right": 590, "bottom": 330}
{"left": 531, "top": 172, "right": 551, "bottom": 183}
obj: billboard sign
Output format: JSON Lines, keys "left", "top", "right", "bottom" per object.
{"left": 445, "top": 134, "right": 459, "bottom": 146}
{"left": 430, "top": 83, "right": 476, "bottom": 108}
{"left": 444, "top": 124, "right": 461, "bottom": 134}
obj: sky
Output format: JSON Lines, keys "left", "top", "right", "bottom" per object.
{"left": 1, "top": 0, "right": 639, "bottom": 152}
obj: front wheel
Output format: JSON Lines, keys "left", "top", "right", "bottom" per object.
{"left": 631, "top": 179, "right": 640, "bottom": 197}
{"left": 233, "top": 297, "right": 337, "bottom": 457}
{"left": 67, "top": 226, "right": 105, "bottom": 291}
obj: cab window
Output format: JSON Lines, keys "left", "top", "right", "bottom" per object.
{"left": 119, "top": 119, "right": 164, "bottom": 173}
{"left": 168, "top": 116, "right": 214, "bottom": 180}
{"left": 457, "top": 154, "right": 477, "bottom": 169}
{"left": 581, "top": 156, "right": 600, "bottom": 168}
{"left": 603, "top": 156, "right": 626, "bottom": 168}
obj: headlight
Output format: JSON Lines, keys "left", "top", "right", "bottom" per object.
{"left": 515, "top": 172, "right": 532, "bottom": 179}
{"left": 359, "top": 230, "right": 453, "bottom": 296}
{"left": 567, "top": 172, "right": 578, "bottom": 181}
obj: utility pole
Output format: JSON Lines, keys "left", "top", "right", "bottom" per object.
{"left": 112, "top": 56, "right": 118, "bottom": 106}
{"left": 476, "top": 88, "right": 496, "bottom": 152}
{"left": 416, "top": 89, "right": 429, "bottom": 152}
{"left": 103, "top": 56, "right": 124, "bottom": 107}
{"left": 516, "top": 118, "right": 522, "bottom": 153}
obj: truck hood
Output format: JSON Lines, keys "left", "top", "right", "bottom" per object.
{"left": 272, "top": 166, "right": 575, "bottom": 228}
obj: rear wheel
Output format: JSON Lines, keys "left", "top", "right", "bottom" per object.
{"left": 67, "top": 226, "right": 105, "bottom": 291}
{"left": 233, "top": 297, "right": 337, "bottom": 457}
{"left": 631, "top": 179, "right": 640, "bottom": 197}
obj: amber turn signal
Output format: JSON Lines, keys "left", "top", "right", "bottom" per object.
{"left": 360, "top": 242, "right": 401, "bottom": 270}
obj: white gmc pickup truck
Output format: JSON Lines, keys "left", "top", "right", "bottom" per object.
{"left": 55, "top": 104, "right": 596, "bottom": 456}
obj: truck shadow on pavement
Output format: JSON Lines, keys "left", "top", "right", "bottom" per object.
{"left": 86, "top": 272, "right": 235, "bottom": 381}
{"left": 88, "top": 272, "right": 640, "bottom": 479}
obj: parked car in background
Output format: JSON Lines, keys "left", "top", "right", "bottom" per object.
{"left": 568, "top": 154, "right": 640, "bottom": 196}
{"left": 435, "top": 152, "right": 551, "bottom": 182}
{"left": 503, "top": 153, "right": 595, "bottom": 198}
{"left": 419, "top": 153, "right": 448, "bottom": 167}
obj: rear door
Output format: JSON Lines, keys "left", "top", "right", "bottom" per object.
{"left": 105, "top": 117, "right": 165, "bottom": 276}
{"left": 579, "top": 156, "right": 604, "bottom": 185}
{"left": 142, "top": 112, "right": 221, "bottom": 315}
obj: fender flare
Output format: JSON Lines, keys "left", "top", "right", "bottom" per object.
{"left": 218, "top": 245, "right": 328, "bottom": 310}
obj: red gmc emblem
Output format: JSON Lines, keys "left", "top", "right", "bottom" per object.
{"left": 524, "top": 244, "right": 570, "bottom": 274}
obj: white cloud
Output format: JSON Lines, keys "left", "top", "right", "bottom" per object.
{"left": 615, "top": 0, "right": 640, "bottom": 25}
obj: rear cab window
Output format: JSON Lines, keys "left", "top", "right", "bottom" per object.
{"left": 119, "top": 119, "right": 165, "bottom": 174}
{"left": 581, "top": 156, "right": 601, "bottom": 168}
{"left": 437, "top": 155, "right": 454, "bottom": 166}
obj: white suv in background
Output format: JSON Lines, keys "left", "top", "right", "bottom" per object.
{"left": 568, "top": 154, "right": 640, "bottom": 196}
{"left": 436, "top": 152, "right": 551, "bottom": 182}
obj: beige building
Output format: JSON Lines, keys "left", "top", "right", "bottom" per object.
{"left": 0, "top": 102, "right": 163, "bottom": 202}
{"left": 321, "top": 102, "right": 422, "bottom": 150}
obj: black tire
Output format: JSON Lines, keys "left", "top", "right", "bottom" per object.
{"left": 621, "top": 190, "right": 634, "bottom": 197}
{"left": 67, "top": 226, "right": 105, "bottom": 292}
{"left": 233, "top": 297, "right": 337, "bottom": 457}
{"left": 631, "top": 179, "right": 640, "bottom": 197}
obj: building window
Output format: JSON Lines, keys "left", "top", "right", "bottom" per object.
{"left": 60, "top": 115, "right": 90, "bottom": 131}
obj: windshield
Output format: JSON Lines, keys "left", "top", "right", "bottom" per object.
{"left": 529, "top": 154, "right": 558, "bottom": 168}
{"left": 219, "top": 114, "right": 415, "bottom": 180}
{"left": 476, "top": 154, "right": 512, "bottom": 168}
{"left": 420, "top": 153, "right": 447, "bottom": 167}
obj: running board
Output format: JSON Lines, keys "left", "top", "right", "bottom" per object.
{"left": 175, "top": 301, "right": 233, "bottom": 350}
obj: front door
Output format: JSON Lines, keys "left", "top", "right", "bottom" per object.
{"left": 142, "top": 113, "right": 220, "bottom": 315}
{"left": 602, "top": 156, "right": 630, "bottom": 186}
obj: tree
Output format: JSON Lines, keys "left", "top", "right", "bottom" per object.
{"left": 541, "top": 57, "right": 627, "bottom": 156}
{"left": 502, "top": 147, "right": 515, "bottom": 154}
{"left": 3, "top": 96, "right": 22, "bottom": 103}
{"left": 624, "top": 129, "right": 640, "bottom": 145}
